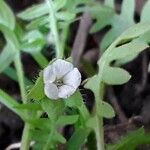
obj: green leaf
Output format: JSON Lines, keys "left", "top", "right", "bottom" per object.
{"left": 90, "top": 4, "right": 114, "bottom": 33}
{"left": 56, "top": 11, "right": 76, "bottom": 21}
{"left": 41, "top": 98, "right": 65, "bottom": 121}
{"left": 141, "top": 0, "right": 150, "bottom": 23}
{"left": 31, "top": 129, "right": 49, "bottom": 142}
{"left": 102, "top": 67, "right": 131, "bottom": 85}
{"left": 0, "top": 89, "right": 25, "bottom": 118}
{"left": 86, "top": 117, "right": 97, "bottom": 129}
{"left": 64, "top": 0, "right": 88, "bottom": 12}
{"left": 22, "top": 30, "right": 44, "bottom": 43}
{"left": 115, "top": 53, "right": 138, "bottom": 66}
{"left": 0, "top": 42, "right": 17, "bottom": 73}
{"left": 65, "top": 90, "right": 83, "bottom": 108}
{"left": 108, "top": 40, "right": 148, "bottom": 62}
{"left": 0, "top": 0, "right": 15, "bottom": 29}
{"left": 108, "top": 128, "right": 150, "bottom": 150}
{"left": 54, "top": 132, "right": 66, "bottom": 144}
{"left": 27, "top": 118, "right": 51, "bottom": 131}
{"left": 27, "top": 73, "right": 45, "bottom": 100}
{"left": 21, "top": 30, "right": 45, "bottom": 54}
{"left": 120, "top": 23, "right": 150, "bottom": 41}
{"left": 31, "top": 53, "right": 48, "bottom": 69}
{"left": 26, "top": 16, "right": 48, "bottom": 29}
{"left": 138, "top": 30, "right": 150, "bottom": 44}
{"left": 99, "top": 0, "right": 135, "bottom": 50}
{"left": 84, "top": 75, "right": 100, "bottom": 100}
{"left": 21, "top": 39, "right": 45, "bottom": 53}
{"left": 104, "top": 0, "right": 114, "bottom": 8}
{"left": 17, "top": 0, "right": 67, "bottom": 21}
{"left": 15, "top": 103, "right": 42, "bottom": 111}
{"left": 98, "top": 0, "right": 150, "bottom": 51}
{"left": 65, "top": 91, "right": 90, "bottom": 120}
{"left": 17, "top": 3, "right": 49, "bottom": 20}
{"left": 56, "top": 115, "right": 79, "bottom": 126}
{"left": 97, "top": 101, "right": 115, "bottom": 118}
{"left": 3, "top": 67, "right": 32, "bottom": 85}
{"left": 0, "top": 24, "right": 19, "bottom": 49}
{"left": 67, "top": 128, "right": 90, "bottom": 150}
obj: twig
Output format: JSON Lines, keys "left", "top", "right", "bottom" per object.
{"left": 71, "top": 12, "right": 92, "bottom": 67}
{"left": 105, "top": 115, "right": 143, "bottom": 132}
{"left": 107, "top": 87, "right": 128, "bottom": 123}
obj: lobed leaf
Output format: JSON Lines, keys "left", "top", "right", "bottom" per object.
{"left": 27, "top": 73, "right": 45, "bottom": 100}
{"left": 97, "top": 101, "right": 115, "bottom": 118}
{"left": 15, "top": 103, "right": 42, "bottom": 111}
{"left": 99, "top": 0, "right": 135, "bottom": 50}
{"left": 0, "top": 89, "right": 25, "bottom": 118}
{"left": 54, "top": 132, "right": 66, "bottom": 144}
{"left": 0, "top": 42, "right": 17, "bottom": 73}
{"left": 0, "top": 24, "right": 19, "bottom": 49}
{"left": 0, "top": 0, "right": 15, "bottom": 30}
{"left": 17, "top": 0, "right": 67, "bottom": 20}
{"left": 56, "top": 115, "right": 79, "bottom": 126}
{"left": 141, "top": 0, "right": 150, "bottom": 23}
{"left": 67, "top": 128, "right": 90, "bottom": 150}
{"left": 90, "top": 4, "right": 114, "bottom": 33}
{"left": 119, "top": 23, "right": 150, "bottom": 41}
{"left": 108, "top": 40, "right": 148, "bottom": 61}
{"left": 41, "top": 98, "right": 65, "bottom": 121}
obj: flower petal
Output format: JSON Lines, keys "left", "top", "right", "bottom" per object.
{"left": 58, "top": 85, "right": 75, "bottom": 99}
{"left": 53, "top": 59, "right": 73, "bottom": 79}
{"left": 63, "top": 68, "right": 81, "bottom": 89}
{"left": 44, "top": 83, "right": 59, "bottom": 100}
{"left": 43, "top": 65, "right": 56, "bottom": 83}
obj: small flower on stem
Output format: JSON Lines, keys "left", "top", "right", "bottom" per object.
{"left": 43, "top": 59, "right": 81, "bottom": 99}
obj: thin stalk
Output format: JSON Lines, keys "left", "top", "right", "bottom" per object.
{"left": 32, "top": 52, "right": 48, "bottom": 68}
{"left": 94, "top": 82, "right": 105, "bottom": 150}
{"left": 46, "top": 0, "right": 63, "bottom": 58}
{"left": 95, "top": 116, "right": 104, "bottom": 150}
{"left": 79, "top": 103, "right": 90, "bottom": 120}
{"left": 93, "top": 35, "right": 122, "bottom": 150}
{"left": 93, "top": 29, "right": 130, "bottom": 150}
{"left": 61, "top": 24, "right": 69, "bottom": 54}
{"left": 14, "top": 53, "right": 31, "bottom": 150}
{"left": 20, "top": 123, "right": 31, "bottom": 150}
{"left": 14, "top": 53, "right": 26, "bottom": 103}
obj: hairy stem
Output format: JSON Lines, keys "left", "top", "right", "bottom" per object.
{"left": 46, "top": 0, "right": 63, "bottom": 58}
{"left": 14, "top": 53, "right": 26, "bottom": 103}
{"left": 14, "top": 53, "right": 31, "bottom": 150}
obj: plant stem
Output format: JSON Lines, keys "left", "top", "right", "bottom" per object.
{"left": 20, "top": 123, "right": 31, "bottom": 150}
{"left": 14, "top": 53, "right": 31, "bottom": 150}
{"left": 46, "top": 0, "right": 63, "bottom": 58}
{"left": 94, "top": 82, "right": 105, "bottom": 150}
{"left": 42, "top": 126, "right": 55, "bottom": 150}
{"left": 14, "top": 53, "right": 26, "bottom": 103}
{"left": 93, "top": 36, "right": 122, "bottom": 150}
{"left": 61, "top": 24, "right": 69, "bottom": 54}
{"left": 95, "top": 116, "right": 104, "bottom": 150}
{"left": 32, "top": 52, "right": 48, "bottom": 68}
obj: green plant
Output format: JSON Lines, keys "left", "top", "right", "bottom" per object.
{"left": 0, "top": 0, "right": 150, "bottom": 150}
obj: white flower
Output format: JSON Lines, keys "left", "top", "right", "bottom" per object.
{"left": 43, "top": 59, "right": 81, "bottom": 99}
